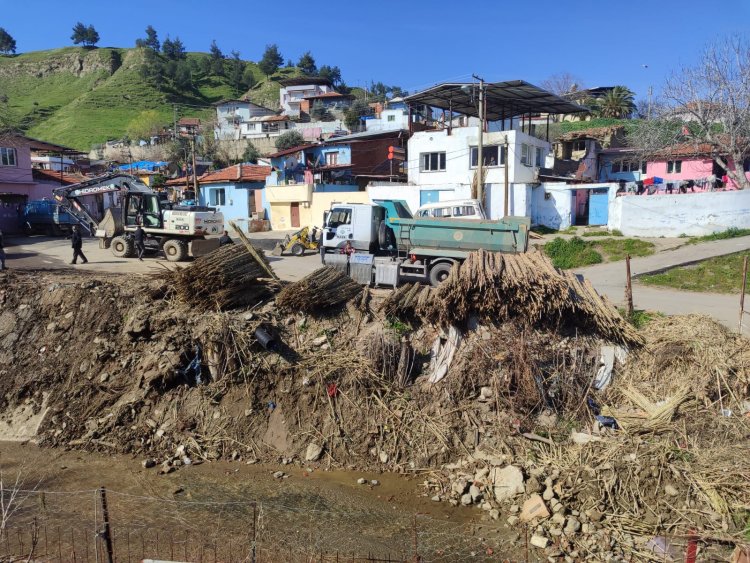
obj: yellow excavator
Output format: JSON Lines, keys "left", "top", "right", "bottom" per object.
{"left": 272, "top": 226, "right": 320, "bottom": 257}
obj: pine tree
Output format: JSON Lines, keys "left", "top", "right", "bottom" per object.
{"left": 72, "top": 23, "right": 99, "bottom": 47}
{"left": 297, "top": 51, "right": 317, "bottom": 76}
{"left": 209, "top": 40, "right": 224, "bottom": 76}
{"left": 136, "top": 25, "right": 160, "bottom": 51}
{"left": 0, "top": 28, "right": 17, "bottom": 55}
{"left": 229, "top": 50, "right": 246, "bottom": 95}
{"left": 259, "top": 44, "right": 284, "bottom": 77}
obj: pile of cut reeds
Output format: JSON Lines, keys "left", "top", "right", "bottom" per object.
{"left": 381, "top": 249, "right": 642, "bottom": 347}
{"left": 276, "top": 267, "right": 362, "bottom": 313}
{"left": 159, "top": 243, "right": 275, "bottom": 310}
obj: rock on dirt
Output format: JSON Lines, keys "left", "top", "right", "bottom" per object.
{"left": 141, "top": 459, "right": 156, "bottom": 469}
{"left": 490, "top": 465, "right": 524, "bottom": 502}
{"left": 530, "top": 534, "right": 549, "bottom": 549}
{"left": 305, "top": 442, "right": 323, "bottom": 462}
{"left": 520, "top": 494, "right": 550, "bottom": 522}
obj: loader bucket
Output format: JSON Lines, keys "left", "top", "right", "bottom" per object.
{"left": 271, "top": 242, "right": 284, "bottom": 256}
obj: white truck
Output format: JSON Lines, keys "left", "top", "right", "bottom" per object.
{"left": 321, "top": 200, "right": 529, "bottom": 286}
{"left": 53, "top": 173, "right": 224, "bottom": 261}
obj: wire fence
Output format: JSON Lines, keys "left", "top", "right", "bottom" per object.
{"left": 0, "top": 486, "right": 517, "bottom": 562}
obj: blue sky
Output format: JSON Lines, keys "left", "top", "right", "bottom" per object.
{"left": 3, "top": 0, "right": 749, "bottom": 100}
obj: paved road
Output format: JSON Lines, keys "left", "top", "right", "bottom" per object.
{"left": 575, "top": 235, "right": 750, "bottom": 333}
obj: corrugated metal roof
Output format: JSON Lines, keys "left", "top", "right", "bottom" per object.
{"left": 404, "top": 80, "right": 588, "bottom": 121}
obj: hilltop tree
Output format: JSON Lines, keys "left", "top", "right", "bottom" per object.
{"left": 229, "top": 50, "right": 246, "bottom": 95}
{"left": 242, "top": 66, "right": 256, "bottom": 90}
{"left": 174, "top": 62, "right": 193, "bottom": 90}
{"left": 140, "top": 48, "right": 165, "bottom": 89}
{"left": 0, "top": 28, "right": 17, "bottom": 55}
{"left": 162, "top": 36, "right": 186, "bottom": 60}
{"left": 259, "top": 44, "right": 283, "bottom": 77}
{"left": 632, "top": 37, "right": 750, "bottom": 190}
{"left": 297, "top": 51, "right": 317, "bottom": 76}
{"left": 286, "top": 59, "right": 294, "bottom": 68}
{"left": 136, "top": 25, "right": 160, "bottom": 51}
{"left": 274, "top": 130, "right": 305, "bottom": 151}
{"left": 71, "top": 22, "right": 99, "bottom": 47}
{"left": 594, "top": 86, "right": 636, "bottom": 118}
{"left": 318, "top": 65, "right": 342, "bottom": 86}
{"left": 209, "top": 40, "right": 224, "bottom": 75}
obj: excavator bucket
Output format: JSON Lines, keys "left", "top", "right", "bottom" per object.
{"left": 271, "top": 242, "right": 284, "bottom": 256}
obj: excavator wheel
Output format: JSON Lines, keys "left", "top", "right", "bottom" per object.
{"left": 291, "top": 243, "right": 306, "bottom": 257}
{"left": 163, "top": 239, "right": 189, "bottom": 262}
{"left": 111, "top": 235, "right": 135, "bottom": 258}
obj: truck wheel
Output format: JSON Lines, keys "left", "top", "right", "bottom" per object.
{"left": 111, "top": 235, "right": 135, "bottom": 258}
{"left": 429, "top": 262, "right": 454, "bottom": 287}
{"left": 291, "top": 243, "right": 305, "bottom": 257}
{"left": 163, "top": 239, "right": 189, "bottom": 262}
{"left": 378, "top": 221, "right": 397, "bottom": 250}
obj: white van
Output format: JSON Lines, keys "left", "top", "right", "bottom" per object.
{"left": 414, "top": 199, "right": 486, "bottom": 220}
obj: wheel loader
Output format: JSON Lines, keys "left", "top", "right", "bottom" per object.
{"left": 271, "top": 226, "right": 320, "bottom": 257}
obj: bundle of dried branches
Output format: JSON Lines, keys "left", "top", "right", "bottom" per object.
{"left": 158, "top": 243, "right": 274, "bottom": 311}
{"left": 381, "top": 250, "right": 642, "bottom": 347}
{"left": 276, "top": 267, "right": 362, "bottom": 313}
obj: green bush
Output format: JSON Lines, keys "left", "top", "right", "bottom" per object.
{"left": 687, "top": 227, "right": 750, "bottom": 244}
{"left": 544, "top": 237, "right": 603, "bottom": 269}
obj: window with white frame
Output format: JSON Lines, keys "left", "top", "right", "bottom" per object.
{"left": 470, "top": 145, "right": 504, "bottom": 167}
{"left": 667, "top": 160, "right": 682, "bottom": 173}
{"left": 0, "top": 147, "right": 17, "bottom": 167}
{"left": 420, "top": 152, "right": 446, "bottom": 172}
{"left": 210, "top": 188, "right": 226, "bottom": 206}
{"left": 325, "top": 152, "right": 338, "bottom": 165}
{"left": 520, "top": 144, "right": 531, "bottom": 166}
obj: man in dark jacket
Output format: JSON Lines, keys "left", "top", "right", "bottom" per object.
{"left": 134, "top": 225, "right": 146, "bottom": 261}
{"left": 218, "top": 230, "right": 233, "bottom": 246}
{"left": 70, "top": 225, "right": 88, "bottom": 265}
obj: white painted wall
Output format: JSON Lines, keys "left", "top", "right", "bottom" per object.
{"left": 366, "top": 110, "right": 410, "bottom": 132}
{"left": 367, "top": 183, "right": 420, "bottom": 215}
{"left": 608, "top": 190, "right": 750, "bottom": 237}
{"left": 531, "top": 184, "right": 575, "bottom": 230}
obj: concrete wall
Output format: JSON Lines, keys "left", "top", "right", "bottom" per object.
{"left": 608, "top": 190, "right": 750, "bottom": 237}
{"left": 268, "top": 189, "right": 369, "bottom": 231}
{"left": 0, "top": 137, "right": 33, "bottom": 186}
{"left": 646, "top": 158, "right": 713, "bottom": 183}
{"left": 531, "top": 184, "right": 575, "bottom": 230}
{"left": 198, "top": 181, "right": 265, "bottom": 232}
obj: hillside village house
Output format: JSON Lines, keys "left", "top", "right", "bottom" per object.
{"left": 195, "top": 164, "right": 271, "bottom": 232}
{"left": 214, "top": 99, "right": 281, "bottom": 140}
{"left": 278, "top": 77, "right": 335, "bottom": 118}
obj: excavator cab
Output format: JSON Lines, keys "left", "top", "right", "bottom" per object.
{"left": 124, "top": 192, "right": 163, "bottom": 229}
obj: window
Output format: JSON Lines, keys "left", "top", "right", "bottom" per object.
{"left": 325, "top": 152, "right": 338, "bottom": 165}
{"left": 387, "top": 114, "right": 396, "bottom": 122}
{"left": 420, "top": 152, "right": 446, "bottom": 172}
{"left": 453, "top": 205, "right": 476, "bottom": 217}
{"left": 667, "top": 160, "right": 682, "bottom": 173}
{"left": 612, "top": 161, "right": 622, "bottom": 173}
{"left": 470, "top": 145, "right": 503, "bottom": 168}
{"left": 572, "top": 140, "right": 587, "bottom": 152}
{"left": 327, "top": 207, "right": 352, "bottom": 228}
{"left": 210, "top": 188, "right": 226, "bottom": 206}
{"left": 432, "top": 207, "right": 451, "bottom": 218}
{"left": 641, "top": 161, "right": 647, "bottom": 174}
{"left": 536, "top": 147, "right": 544, "bottom": 167}
{"left": 521, "top": 144, "right": 531, "bottom": 166}
{"left": 0, "top": 147, "right": 17, "bottom": 167}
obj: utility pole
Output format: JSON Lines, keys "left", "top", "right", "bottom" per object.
{"left": 472, "top": 74, "right": 485, "bottom": 206}
{"left": 504, "top": 136, "right": 510, "bottom": 216}
{"left": 191, "top": 136, "right": 198, "bottom": 196}
{"left": 173, "top": 105, "right": 178, "bottom": 141}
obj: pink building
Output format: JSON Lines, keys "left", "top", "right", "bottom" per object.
{"left": 645, "top": 143, "right": 750, "bottom": 189}
{"left": 0, "top": 134, "right": 79, "bottom": 233}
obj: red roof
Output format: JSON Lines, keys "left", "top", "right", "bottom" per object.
{"left": 178, "top": 117, "right": 201, "bottom": 127}
{"left": 33, "top": 169, "right": 88, "bottom": 185}
{"left": 199, "top": 164, "right": 271, "bottom": 184}
{"left": 268, "top": 144, "right": 318, "bottom": 158}
{"left": 654, "top": 142, "right": 717, "bottom": 159}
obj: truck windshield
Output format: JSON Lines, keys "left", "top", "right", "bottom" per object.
{"left": 327, "top": 208, "right": 352, "bottom": 228}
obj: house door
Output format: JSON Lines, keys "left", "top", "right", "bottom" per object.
{"left": 420, "top": 190, "right": 440, "bottom": 206}
{"left": 588, "top": 189, "right": 609, "bottom": 226}
{"left": 290, "top": 202, "right": 300, "bottom": 228}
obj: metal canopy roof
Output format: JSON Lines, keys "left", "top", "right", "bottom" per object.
{"left": 403, "top": 80, "right": 588, "bottom": 121}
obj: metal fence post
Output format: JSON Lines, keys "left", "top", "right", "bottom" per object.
{"left": 98, "top": 487, "right": 115, "bottom": 563}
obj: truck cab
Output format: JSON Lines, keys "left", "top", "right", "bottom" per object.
{"left": 322, "top": 203, "right": 386, "bottom": 253}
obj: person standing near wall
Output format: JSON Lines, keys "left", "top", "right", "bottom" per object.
{"left": 70, "top": 225, "right": 88, "bottom": 265}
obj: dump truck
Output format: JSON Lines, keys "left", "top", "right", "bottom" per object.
{"left": 53, "top": 173, "right": 224, "bottom": 261}
{"left": 321, "top": 200, "right": 529, "bottom": 286}
{"left": 22, "top": 200, "right": 77, "bottom": 236}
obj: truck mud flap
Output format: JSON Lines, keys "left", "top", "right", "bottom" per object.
{"left": 189, "top": 238, "right": 220, "bottom": 257}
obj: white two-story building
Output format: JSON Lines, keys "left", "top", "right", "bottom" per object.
{"left": 214, "top": 99, "right": 281, "bottom": 140}
{"left": 278, "top": 77, "right": 335, "bottom": 118}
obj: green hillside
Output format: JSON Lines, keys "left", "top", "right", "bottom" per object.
{"left": 0, "top": 47, "right": 299, "bottom": 151}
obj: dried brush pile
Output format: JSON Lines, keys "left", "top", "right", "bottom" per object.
{"left": 276, "top": 267, "right": 362, "bottom": 313}
{"left": 381, "top": 250, "right": 642, "bottom": 347}
{"left": 159, "top": 243, "right": 275, "bottom": 311}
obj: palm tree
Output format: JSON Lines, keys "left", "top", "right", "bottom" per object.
{"left": 595, "top": 86, "right": 636, "bottom": 118}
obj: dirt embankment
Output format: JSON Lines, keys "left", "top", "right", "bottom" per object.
{"left": 0, "top": 263, "right": 748, "bottom": 561}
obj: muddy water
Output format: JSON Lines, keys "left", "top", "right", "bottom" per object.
{"left": 0, "top": 442, "right": 525, "bottom": 561}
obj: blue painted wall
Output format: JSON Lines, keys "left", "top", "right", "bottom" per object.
{"left": 198, "top": 181, "right": 265, "bottom": 230}
{"left": 598, "top": 155, "right": 644, "bottom": 183}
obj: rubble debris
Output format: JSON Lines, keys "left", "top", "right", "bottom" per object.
{"left": 276, "top": 267, "right": 362, "bottom": 313}
{"left": 305, "top": 443, "right": 323, "bottom": 462}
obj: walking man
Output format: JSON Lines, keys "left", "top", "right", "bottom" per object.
{"left": 134, "top": 225, "right": 146, "bottom": 261}
{"left": 70, "top": 225, "right": 88, "bottom": 265}
{"left": 0, "top": 229, "right": 6, "bottom": 270}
